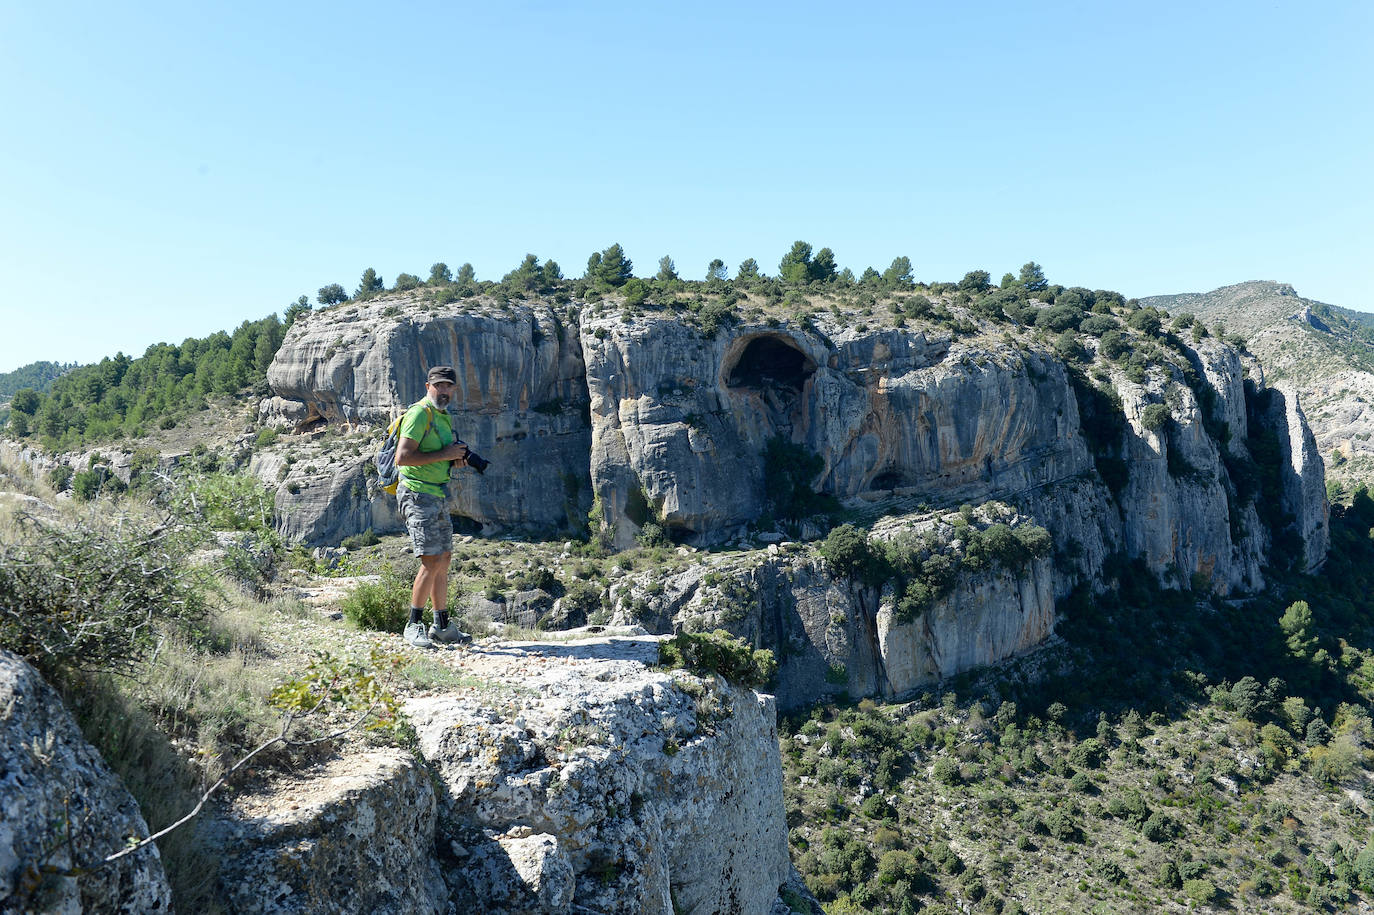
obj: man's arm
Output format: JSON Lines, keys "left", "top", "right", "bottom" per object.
{"left": 396, "top": 436, "right": 469, "bottom": 467}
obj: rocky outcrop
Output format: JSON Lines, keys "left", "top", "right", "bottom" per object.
{"left": 406, "top": 635, "right": 791, "bottom": 914}
{"left": 1142, "top": 281, "right": 1374, "bottom": 488}
{"left": 581, "top": 318, "right": 1084, "bottom": 549}
{"left": 261, "top": 296, "right": 592, "bottom": 540}
{"left": 604, "top": 507, "right": 1057, "bottom": 710}
{"left": 202, "top": 749, "right": 447, "bottom": 915}
{"left": 261, "top": 292, "right": 1329, "bottom": 664}
{"left": 11, "top": 632, "right": 796, "bottom": 914}
{"left": 578, "top": 310, "right": 1311, "bottom": 596}
{"left": 0, "top": 650, "right": 172, "bottom": 914}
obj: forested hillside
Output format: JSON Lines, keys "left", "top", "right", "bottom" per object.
{"left": 0, "top": 360, "right": 74, "bottom": 400}
{"left": 4, "top": 315, "right": 287, "bottom": 447}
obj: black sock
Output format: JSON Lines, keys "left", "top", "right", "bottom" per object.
{"left": 409, "top": 606, "right": 423, "bottom": 625}
{"left": 436, "top": 610, "right": 450, "bottom": 630}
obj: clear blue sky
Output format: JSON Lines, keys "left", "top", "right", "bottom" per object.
{"left": 2, "top": 0, "right": 1370, "bottom": 374}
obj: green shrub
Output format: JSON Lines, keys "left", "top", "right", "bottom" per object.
{"left": 1039, "top": 304, "right": 1083, "bottom": 332}
{"left": 876, "top": 850, "right": 924, "bottom": 887}
{"left": 561, "top": 580, "right": 602, "bottom": 617}
{"left": 254, "top": 427, "right": 279, "bottom": 448}
{"left": 861, "top": 794, "right": 896, "bottom": 820}
{"left": 1099, "top": 330, "right": 1130, "bottom": 359}
{"left": 819, "top": 524, "right": 885, "bottom": 584}
{"left": 1182, "top": 878, "right": 1217, "bottom": 905}
{"left": 1044, "top": 806, "right": 1082, "bottom": 842}
{"left": 71, "top": 468, "right": 105, "bottom": 501}
{"left": 636, "top": 521, "right": 670, "bottom": 548}
{"left": 1140, "top": 403, "right": 1171, "bottom": 432}
{"left": 929, "top": 841, "right": 964, "bottom": 874}
{"left": 513, "top": 566, "right": 558, "bottom": 593}
{"left": 1141, "top": 811, "right": 1179, "bottom": 842}
{"left": 1079, "top": 314, "right": 1117, "bottom": 336}
{"left": 1127, "top": 308, "right": 1163, "bottom": 335}
{"left": 47, "top": 463, "right": 73, "bottom": 491}
{"left": 763, "top": 437, "right": 833, "bottom": 521}
{"left": 658, "top": 629, "right": 776, "bottom": 688}
{"left": 340, "top": 565, "right": 413, "bottom": 633}
{"left": 0, "top": 511, "right": 206, "bottom": 684}
{"left": 173, "top": 471, "right": 276, "bottom": 534}
{"left": 932, "top": 757, "right": 960, "bottom": 785}
{"left": 1354, "top": 842, "right": 1374, "bottom": 889}
{"left": 1067, "top": 737, "right": 1107, "bottom": 769}
{"left": 341, "top": 528, "right": 380, "bottom": 550}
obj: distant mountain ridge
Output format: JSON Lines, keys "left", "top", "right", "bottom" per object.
{"left": 1142, "top": 281, "right": 1374, "bottom": 487}
{"left": 0, "top": 360, "right": 75, "bottom": 401}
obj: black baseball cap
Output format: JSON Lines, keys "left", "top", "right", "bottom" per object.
{"left": 427, "top": 365, "right": 457, "bottom": 384}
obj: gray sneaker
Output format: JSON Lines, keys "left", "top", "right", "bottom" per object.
{"left": 403, "top": 621, "right": 434, "bottom": 648}
{"left": 428, "top": 621, "right": 472, "bottom": 645}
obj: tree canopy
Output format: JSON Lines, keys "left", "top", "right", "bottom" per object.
{"left": 585, "top": 243, "right": 633, "bottom": 288}
{"left": 8, "top": 314, "right": 286, "bottom": 448}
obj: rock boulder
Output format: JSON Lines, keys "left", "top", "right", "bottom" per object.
{"left": 0, "top": 650, "right": 172, "bottom": 914}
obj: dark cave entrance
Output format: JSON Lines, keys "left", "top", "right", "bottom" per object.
{"left": 725, "top": 335, "right": 817, "bottom": 393}
{"left": 450, "top": 513, "right": 483, "bottom": 536}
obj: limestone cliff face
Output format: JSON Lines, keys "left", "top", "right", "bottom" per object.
{"left": 1261, "top": 383, "right": 1331, "bottom": 573}
{"left": 579, "top": 311, "right": 1318, "bottom": 595}
{"left": 581, "top": 315, "right": 1089, "bottom": 550}
{"left": 262, "top": 297, "right": 592, "bottom": 538}
{"left": 605, "top": 508, "right": 1058, "bottom": 710}
{"left": 262, "top": 293, "right": 1328, "bottom": 690}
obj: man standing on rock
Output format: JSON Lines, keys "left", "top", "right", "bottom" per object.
{"left": 396, "top": 364, "right": 472, "bottom": 648}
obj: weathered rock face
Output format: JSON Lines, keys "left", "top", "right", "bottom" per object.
{"left": 0, "top": 651, "right": 172, "bottom": 914}
{"left": 405, "top": 636, "right": 791, "bottom": 914}
{"left": 262, "top": 297, "right": 592, "bottom": 541}
{"left": 202, "top": 749, "right": 447, "bottom": 915}
{"left": 263, "top": 291, "right": 1329, "bottom": 624}
{"left": 1143, "top": 281, "right": 1374, "bottom": 488}
{"left": 579, "top": 311, "right": 1322, "bottom": 595}
{"left": 581, "top": 319, "right": 1088, "bottom": 550}
{"left": 605, "top": 508, "right": 1058, "bottom": 710}
{"left": 251, "top": 450, "right": 403, "bottom": 546}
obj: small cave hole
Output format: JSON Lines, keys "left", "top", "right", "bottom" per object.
{"left": 726, "top": 336, "right": 816, "bottom": 393}
{"left": 449, "top": 514, "right": 484, "bottom": 536}
{"left": 869, "top": 470, "right": 906, "bottom": 491}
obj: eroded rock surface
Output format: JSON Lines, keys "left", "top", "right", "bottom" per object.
{"left": 203, "top": 748, "right": 446, "bottom": 915}
{"left": 406, "top": 635, "right": 792, "bottom": 914}
{"left": 260, "top": 293, "right": 1329, "bottom": 700}
{"left": 604, "top": 506, "right": 1058, "bottom": 709}
{"left": 262, "top": 294, "right": 1328, "bottom": 595}
{"left": 0, "top": 651, "right": 172, "bottom": 914}
{"left": 262, "top": 297, "right": 592, "bottom": 540}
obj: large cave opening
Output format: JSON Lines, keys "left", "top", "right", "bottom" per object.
{"left": 726, "top": 335, "right": 817, "bottom": 393}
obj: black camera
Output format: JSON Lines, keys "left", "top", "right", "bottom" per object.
{"left": 465, "top": 451, "right": 490, "bottom": 474}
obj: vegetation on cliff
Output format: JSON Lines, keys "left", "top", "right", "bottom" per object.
{"left": 782, "top": 489, "right": 1374, "bottom": 913}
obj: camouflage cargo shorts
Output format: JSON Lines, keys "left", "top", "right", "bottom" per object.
{"left": 398, "top": 488, "right": 453, "bottom": 556}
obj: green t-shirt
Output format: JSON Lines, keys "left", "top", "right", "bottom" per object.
{"left": 397, "top": 398, "right": 455, "bottom": 497}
